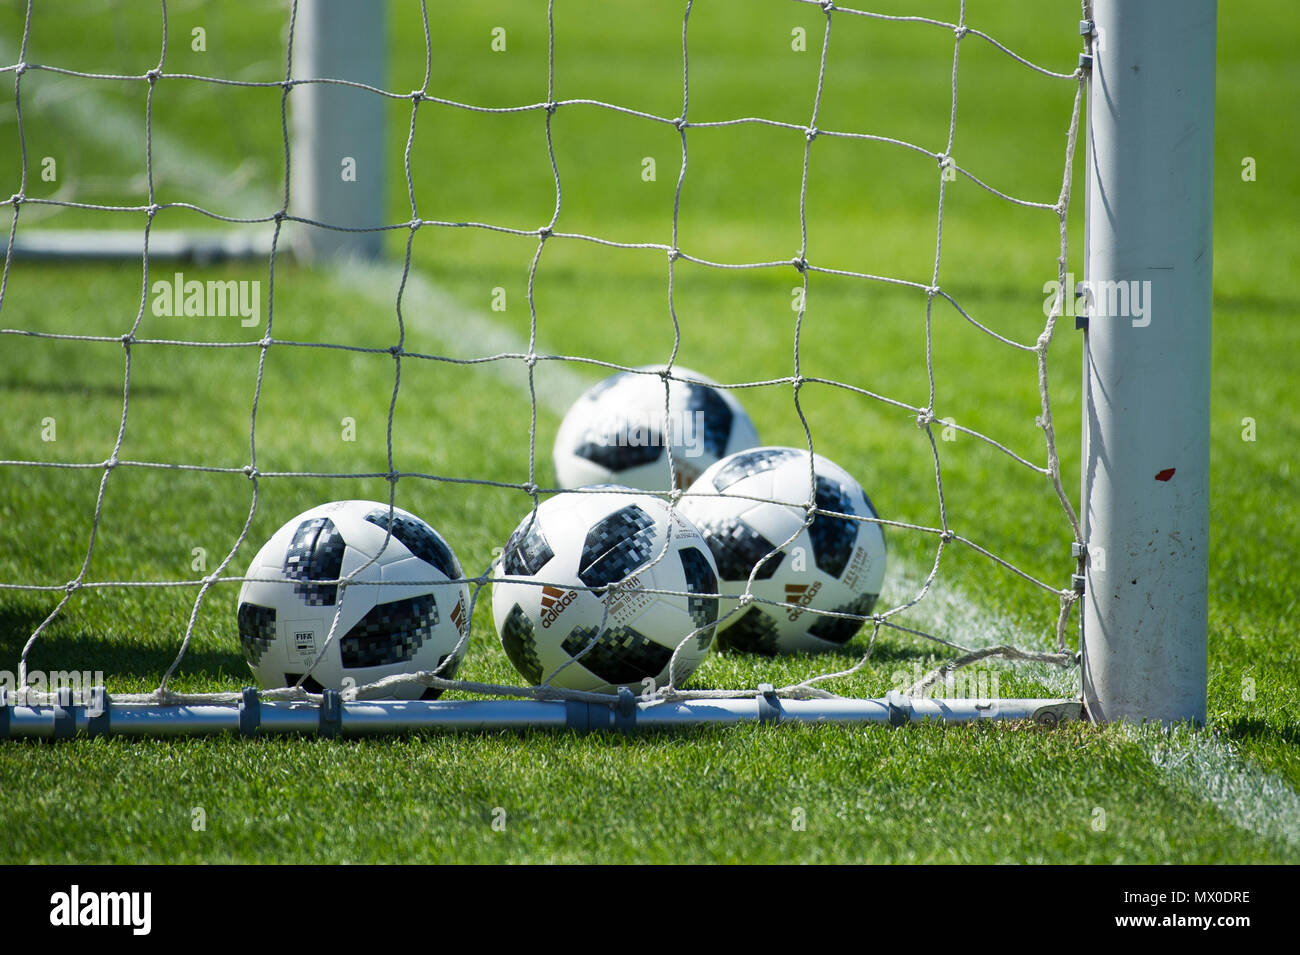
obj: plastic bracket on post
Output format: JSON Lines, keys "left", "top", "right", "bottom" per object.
{"left": 86, "top": 687, "right": 111, "bottom": 738}
{"left": 565, "top": 699, "right": 591, "bottom": 733}
{"left": 614, "top": 686, "right": 638, "bottom": 733}
{"left": 886, "top": 689, "right": 912, "bottom": 727}
{"left": 755, "top": 684, "right": 781, "bottom": 724}
{"left": 1079, "top": 53, "right": 1093, "bottom": 71}
{"left": 238, "top": 686, "right": 261, "bottom": 737}
{"left": 53, "top": 687, "right": 76, "bottom": 740}
{"left": 319, "top": 688, "right": 342, "bottom": 739}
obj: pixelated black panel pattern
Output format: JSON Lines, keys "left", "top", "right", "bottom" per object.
{"left": 806, "top": 591, "right": 878, "bottom": 645}
{"left": 575, "top": 430, "right": 665, "bottom": 471}
{"left": 683, "top": 381, "right": 734, "bottom": 458}
{"left": 678, "top": 545, "right": 719, "bottom": 650}
{"left": 711, "top": 447, "right": 801, "bottom": 491}
{"left": 499, "top": 603, "right": 543, "bottom": 685}
{"left": 718, "top": 605, "right": 782, "bottom": 655}
{"left": 810, "top": 476, "right": 858, "bottom": 578}
{"left": 502, "top": 515, "right": 554, "bottom": 577}
{"left": 578, "top": 504, "right": 656, "bottom": 588}
{"left": 339, "top": 593, "right": 438, "bottom": 669}
{"left": 283, "top": 516, "right": 348, "bottom": 606}
{"left": 237, "top": 602, "right": 276, "bottom": 666}
{"left": 364, "top": 509, "right": 461, "bottom": 579}
{"left": 282, "top": 673, "right": 326, "bottom": 694}
{"left": 561, "top": 626, "right": 673, "bottom": 686}
{"left": 695, "top": 517, "right": 785, "bottom": 582}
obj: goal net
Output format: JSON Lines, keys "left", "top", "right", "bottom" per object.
{"left": 0, "top": 0, "right": 1114, "bottom": 736}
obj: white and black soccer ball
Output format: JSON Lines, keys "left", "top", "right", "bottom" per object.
{"left": 491, "top": 489, "right": 720, "bottom": 694}
{"left": 677, "top": 448, "right": 887, "bottom": 654}
{"left": 552, "top": 365, "right": 760, "bottom": 492}
{"left": 237, "top": 500, "right": 470, "bottom": 700}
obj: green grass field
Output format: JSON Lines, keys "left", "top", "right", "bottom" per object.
{"left": 0, "top": 0, "right": 1296, "bottom": 863}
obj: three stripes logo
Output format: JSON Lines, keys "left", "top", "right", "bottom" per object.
{"left": 450, "top": 594, "right": 468, "bottom": 637}
{"left": 540, "top": 585, "right": 578, "bottom": 629}
{"left": 784, "top": 581, "right": 822, "bottom": 621}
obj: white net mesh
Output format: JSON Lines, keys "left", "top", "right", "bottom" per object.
{"left": 0, "top": 0, "right": 1091, "bottom": 713}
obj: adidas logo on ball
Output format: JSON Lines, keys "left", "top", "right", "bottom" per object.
{"left": 784, "top": 581, "right": 822, "bottom": 622}
{"left": 539, "top": 585, "right": 579, "bottom": 629}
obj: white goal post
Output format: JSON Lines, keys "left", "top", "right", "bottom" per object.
{"left": 1079, "top": 0, "right": 1215, "bottom": 725}
{"left": 0, "top": 0, "right": 1216, "bottom": 737}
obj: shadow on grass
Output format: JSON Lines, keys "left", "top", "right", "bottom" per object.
{"left": 1221, "top": 716, "right": 1300, "bottom": 749}
{"left": 0, "top": 603, "right": 245, "bottom": 685}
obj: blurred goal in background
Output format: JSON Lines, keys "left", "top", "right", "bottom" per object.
{"left": 0, "top": 0, "right": 1214, "bottom": 737}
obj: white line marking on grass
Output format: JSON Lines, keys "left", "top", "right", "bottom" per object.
{"left": 0, "top": 35, "right": 276, "bottom": 218}
{"left": 332, "top": 260, "right": 590, "bottom": 414}
{"left": 1132, "top": 724, "right": 1300, "bottom": 850}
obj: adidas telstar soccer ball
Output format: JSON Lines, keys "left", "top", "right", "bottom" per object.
{"left": 552, "top": 365, "right": 760, "bottom": 492}
{"left": 237, "top": 500, "right": 470, "bottom": 699}
{"left": 677, "top": 448, "right": 887, "bottom": 654}
{"left": 492, "top": 489, "right": 720, "bottom": 693}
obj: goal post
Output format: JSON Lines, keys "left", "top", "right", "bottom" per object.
{"left": 1079, "top": 0, "right": 1216, "bottom": 726}
{"left": 289, "top": 0, "right": 386, "bottom": 263}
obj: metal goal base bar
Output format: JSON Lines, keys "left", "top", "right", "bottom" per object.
{"left": 0, "top": 687, "right": 1082, "bottom": 739}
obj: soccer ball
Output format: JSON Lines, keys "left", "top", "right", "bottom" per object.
{"left": 491, "top": 488, "right": 720, "bottom": 693}
{"left": 236, "top": 500, "right": 470, "bottom": 699}
{"left": 552, "top": 365, "right": 760, "bottom": 492}
{"left": 677, "top": 448, "right": 887, "bottom": 654}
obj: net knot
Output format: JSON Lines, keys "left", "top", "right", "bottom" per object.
{"left": 916, "top": 408, "right": 936, "bottom": 427}
{"left": 409, "top": 90, "right": 424, "bottom": 104}
{"left": 120, "top": 333, "right": 134, "bottom": 346}
{"left": 145, "top": 67, "right": 162, "bottom": 83}
{"left": 544, "top": 101, "right": 558, "bottom": 115}
{"left": 145, "top": 203, "right": 161, "bottom": 218}
{"left": 672, "top": 116, "right": 688, "bottom": 131}
{"left": 64, "top": 580, "right": 81, "bottom": 594}
{"left": 953, "top": 25, "right": 969, "bottom": 40}
{"left": 820, "top": 1, "right": 835, "bottom": 12}
{"left": 939, "top": 529, "right": 957, "bottom": 543}
{"left": 8, "top": 192, "right": 23, "bottom": 207}
{"left": 388, "top": 344, "right": 402, "bottom": 357}
{"left": 242, "top": 464, "right": 259, "bottom": 479}
{"left": 805, "top": 126, "right": 819, "bottom": 143}
{"left": 736, "top": 592, "right": 754, "bottom": 607}
{"left": 13, "top": 61, "right": 26, "bottom": 76}
{"left": 521, "top": 482, "right": 539, "bottom": 496}
{"left": 791, "top": 256, "right": 808, "bottom": 273}
{"left": 666, "top": 247, "right": 680, "bottom": 262}
{"left": 523, "top": 352, "right": 538, "bottom": 368}
{"left": 537, "top": 225, "right": 553, "bottom": 239}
